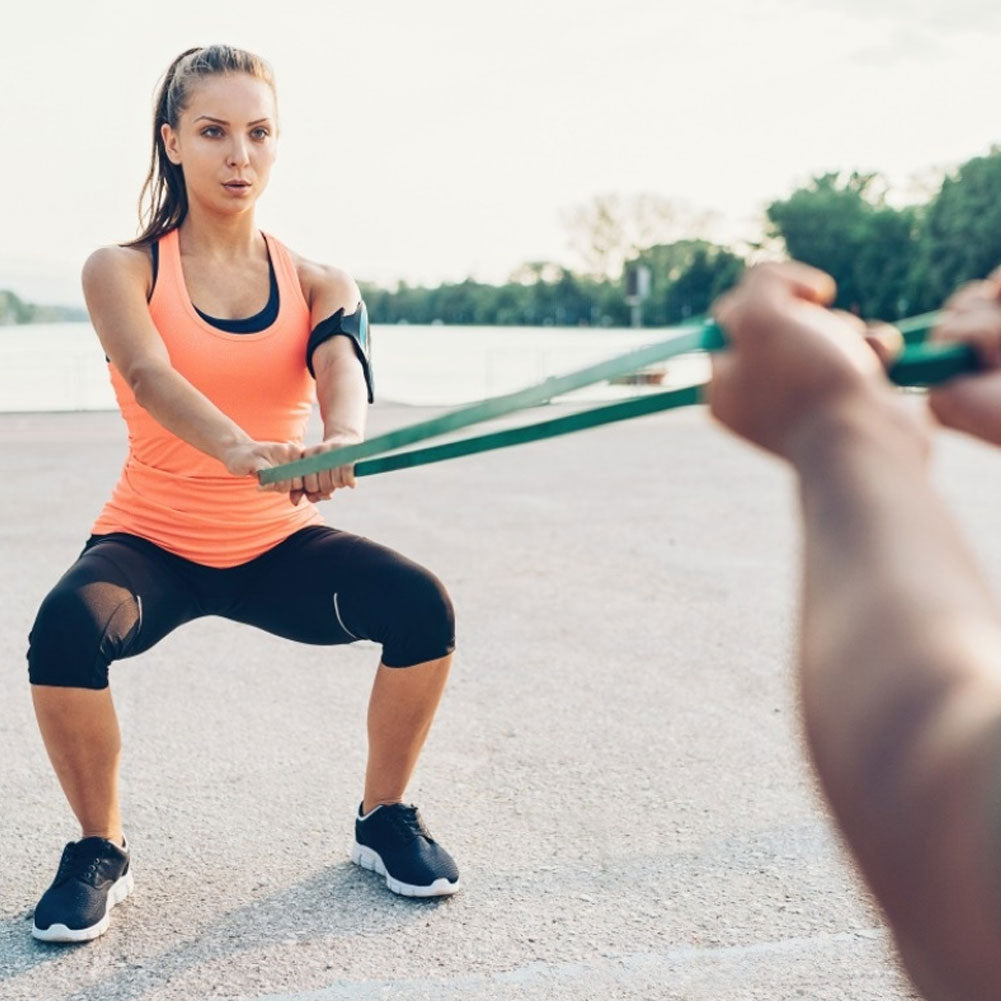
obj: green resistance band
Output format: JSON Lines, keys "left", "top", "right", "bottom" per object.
{"left": 259, "top": 311, "right": 976, "bottom": 483}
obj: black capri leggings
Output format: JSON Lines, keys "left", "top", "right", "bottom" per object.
{"left": 27, "top": 526, "right": 455, "bottom": 690}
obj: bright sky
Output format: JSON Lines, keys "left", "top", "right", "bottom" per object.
{"left": 2, "top": 0, "right": 999, "bottom": 305}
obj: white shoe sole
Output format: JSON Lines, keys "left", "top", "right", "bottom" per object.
{"left": 351, "top": 842, "right": 460, "bottom": 897}
{"left": 32, "top": 868, "right": 135, "bottom": 943}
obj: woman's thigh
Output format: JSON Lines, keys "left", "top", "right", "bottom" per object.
{"left": 226, "top": 526, "right": 455, "bottom": 667}
{"left": 27, "top": 534, "right": 204, "bottom": 690}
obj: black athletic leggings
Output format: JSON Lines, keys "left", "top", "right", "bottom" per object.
{"left": 27, "top": 526, "right": 455, "bottom": 690}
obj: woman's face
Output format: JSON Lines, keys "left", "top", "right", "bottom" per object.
{"left": 162, "top": 72, "right": 278, "bottom": 215}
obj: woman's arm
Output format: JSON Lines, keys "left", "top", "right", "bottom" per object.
{"left": 294, "top": 260, "right": 369, "bottom": 503}
{"left": 82, "top": 246, "right": 302, "bottom": 490}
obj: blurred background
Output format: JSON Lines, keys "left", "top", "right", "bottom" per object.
{"left": 2, "top": 0, "right": 999, "bottom": 407}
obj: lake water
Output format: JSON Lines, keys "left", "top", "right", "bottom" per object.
{"left": 0, "top": 322, "right": 711, "bottom": 413}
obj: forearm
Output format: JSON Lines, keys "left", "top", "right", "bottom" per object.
{"left": 796, "top": 394, "right": 998, "bottom": 788}
{"left": 294, "top": 335, "right": 370, "bottom": 500}
{"left": 793, "top": 395, "right": 1001, "bottom": 990}
{"left": 129, "top": 361, "right": 253, "bottom": 462}
{"left": 795, "top": 398, "right": 998, "bottom": 776}
{"left": 317, "top": 362, "right": 368, "bottom": 442}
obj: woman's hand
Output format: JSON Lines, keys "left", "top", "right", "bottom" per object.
{"left": 293, "top": 433, "right": 361, "bottom": 504}
{"left": 928, "top": 269, "right": 1001, "bottom": 445}
{"left": 222, "top": 439, "right": 305, "bottom": 503}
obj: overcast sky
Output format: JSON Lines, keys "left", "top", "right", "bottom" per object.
{"left": 2, "top": 0, "right": 998, "bottom": 305}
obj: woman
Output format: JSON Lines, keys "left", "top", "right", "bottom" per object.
{"left": 27, "top": 45, "right": 459, "bottom": 944}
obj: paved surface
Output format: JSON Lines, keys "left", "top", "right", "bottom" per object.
{"left": 5, "top": 400, "right": 996, "bottom": 1001}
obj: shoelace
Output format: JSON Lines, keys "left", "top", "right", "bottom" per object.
{"left": 389, "top": 806, "right": 435, "bottom": 844}
{"left": 54, "top": 843, "right": 115, "bottom": 888}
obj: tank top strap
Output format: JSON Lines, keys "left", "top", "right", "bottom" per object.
{"left": 262, "top": 232, "right": 311, "bottom": 317}
{"left": 149, "top": 228, "right": 184, "bottom": 312}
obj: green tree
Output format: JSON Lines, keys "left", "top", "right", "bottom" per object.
{"left": 633, "top": 240, "right": 745, "bottom": 326}
{"left": 0, "top": 289, "right": 30, "bottom": 324}
{"left": 661, "top": 245, "right": 744, "bottom": 324}
{"left": 767, "top": 172, "right": 917, "bottom": 319}
{"left": 907, "top": 148, "right": 1001, "bottom": 312}
{"left": 0, "top": 289, "right": 88, "bottom": 324}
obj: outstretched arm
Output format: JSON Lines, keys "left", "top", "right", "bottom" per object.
{"left": 83, "top": 245, "right": 302, "bottom": 492}
{"left": 293, "top": 261, "right": 369, "bottom": 503}
{"left": 711, "top": 263, "right": 1001, "bottom": 1001}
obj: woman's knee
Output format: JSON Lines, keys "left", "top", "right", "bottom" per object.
{"left": 379, "top": 565, "right": 456, "bottom": 668}
{"left": 27, "top": 580, "right": 140, "bottom": 690}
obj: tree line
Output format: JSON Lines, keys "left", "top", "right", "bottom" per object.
{"left": 0, "top": 289, "right": 87, "bottom": 325}
{"left": 362, "top": 147, "right": 1001, "bottom": 326}
{"left": 359, "top": 242, "right": 744, "bottom": 329}
{"left": 5, "top": 148, "right": 1000, "bottom": 328}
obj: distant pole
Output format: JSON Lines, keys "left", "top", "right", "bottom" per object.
{"left": 625, "top": 263, "right": 651, "bottom": 328}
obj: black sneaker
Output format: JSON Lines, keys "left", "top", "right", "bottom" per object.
{"left": 351, "top": 803, "right": 460, "bottom": 897}
{"left": 32, "top": 837, "right": 133, "bottom": 943}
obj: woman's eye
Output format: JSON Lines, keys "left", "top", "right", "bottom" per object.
{"left": 252, "top": 128, "right": 270, "bottom": 140}
{"left": 201, "top": 127, "right": 222, "bottom": 138}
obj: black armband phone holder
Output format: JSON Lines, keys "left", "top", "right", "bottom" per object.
{"left": 306, "top": 301, "right": 374, "bottom": 402}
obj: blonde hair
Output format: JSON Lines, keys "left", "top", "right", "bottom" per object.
{"left": 125, "top": 45, "right": 276, "bottom": 247}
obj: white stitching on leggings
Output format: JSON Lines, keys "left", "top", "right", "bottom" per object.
{"left": 332, "top": 593, "right": 361, "bottom": 640}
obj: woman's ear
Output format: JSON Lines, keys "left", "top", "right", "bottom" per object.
{"left": 161, "top": 122, "right": 181, "bottom": 165}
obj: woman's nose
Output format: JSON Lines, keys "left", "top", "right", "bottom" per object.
{"left": 227, "top": 137, "right": 250, "bottom": 166}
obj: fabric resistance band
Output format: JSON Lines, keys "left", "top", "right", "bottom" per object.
{"left": 260, "top": 311, "right": 976, "bottom": 483}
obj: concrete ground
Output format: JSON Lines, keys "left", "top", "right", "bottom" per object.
{"left": 4, "top": 399, "right": 995, "bottom": 1001}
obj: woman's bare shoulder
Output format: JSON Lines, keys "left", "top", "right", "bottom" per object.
{"left": 82, "top": 243, "right": 154, "bottom": 296}
{"left": 287, "top": 247, "right": 359, "bottom": 312}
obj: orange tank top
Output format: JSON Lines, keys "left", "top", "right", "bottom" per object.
{"left": 92, "top": 228, "right": 323, "bottom": 567}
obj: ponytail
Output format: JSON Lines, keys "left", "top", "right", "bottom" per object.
{"left": 124, "top": 45, "right": 276, "bottom": 248}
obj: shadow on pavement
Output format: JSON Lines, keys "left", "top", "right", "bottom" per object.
{"left": 0, "top": 906, "right": 78, "bottom": 981}
{"left": 3, "top": 859, "right": 450, "bottom": 1001}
